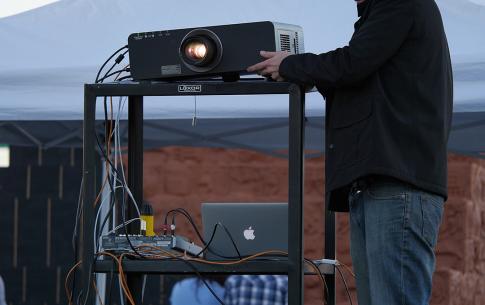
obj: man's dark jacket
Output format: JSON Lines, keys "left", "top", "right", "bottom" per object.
{"left": 279, "top": 0, "right": 453, "bottom": 211}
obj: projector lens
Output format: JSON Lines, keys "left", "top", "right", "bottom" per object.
{"left": 185, "top": 41, "right": 208, "bottom": 60}
{"left": 181, "top": 37, "right": 215, "bottom": 66}
{"left": 179, "top": 29, "right": 223, "bottom": 72}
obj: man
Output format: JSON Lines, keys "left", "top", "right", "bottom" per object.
{"left": 224, "top": 275, "right": 288, "bottom": 305}
{"left": 169, "top": 276, "right": 226, "bottom": 305}
{"left": 248, "top": 0, "right": 453, "bottom": 304}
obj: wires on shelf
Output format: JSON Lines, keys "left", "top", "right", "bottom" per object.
{"left": 164, "top": 208, "right": 242, "bottom": 260}
{"left": 90, "top": 245, "right": 336, "bottom": 305}
{"left": 73, "top": 93, "right": 341, "bottom": 305}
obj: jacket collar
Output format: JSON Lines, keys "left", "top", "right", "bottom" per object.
{"left": 354, "top": 0, "right": 373, "bottom": 30}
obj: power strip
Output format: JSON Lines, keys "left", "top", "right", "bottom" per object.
{"left": 100, "top": 234, "right": 203, "bottom": 257}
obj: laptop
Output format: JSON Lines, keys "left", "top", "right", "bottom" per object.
{"left": 201, "top": 202, "right": 288, "bottom": 260}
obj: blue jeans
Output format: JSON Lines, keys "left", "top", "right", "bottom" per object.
{"left": 349, "top": 178, "right": 444, "bottom": 305}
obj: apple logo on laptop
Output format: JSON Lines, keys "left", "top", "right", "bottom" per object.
{"left": 243, "top": 226, "right": 255, "bottom": 240}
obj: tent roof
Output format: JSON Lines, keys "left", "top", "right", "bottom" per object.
{"left": 0, "top": 0, "right": 485, "bottom": 120}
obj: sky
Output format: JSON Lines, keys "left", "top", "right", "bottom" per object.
{"left": 1, "top": 0, "right": 485, "bottom": 18}
{"left": 0, "top": 0, "right": 59, "bottom": 18}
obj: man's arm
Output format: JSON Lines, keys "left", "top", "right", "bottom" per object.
{"left": 279, "top": 0, "right": 414, "bottom": 88}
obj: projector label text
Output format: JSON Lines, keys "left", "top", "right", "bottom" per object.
{"left": 178, "top": 85, "right": 202, "bottom": 93}
{"left": 161, "top": 64, "right": 181, "bottom": 76}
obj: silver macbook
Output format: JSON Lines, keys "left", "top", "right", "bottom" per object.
{"left": 201, "top": 202, "right": 288, "bottom": 260}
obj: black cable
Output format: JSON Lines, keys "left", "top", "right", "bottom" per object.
{"left": 116, "top": 75, "right": 133, "bottom": 82}
{"left": 95, "top": 45, "right": 128, "bottom": 83}
{"left": 97, "top": 67, "right": 131, "bottom": 83}
{"left": 106, "top": 260, "right": 115, "bottom": 305}
{"left": 95, "top": 98, "right": 122, "bottom": 251}
{"left": 165, "top": 209, "right": 242, "bottom": 259}
{"left": 72, "top": 178, "right": 84, "bottom": 250}
{"left": 167, "top": 208, "right": 288, "bottom": 260}
{"left": 98, "top": 50, "right": 129, "bottom": 84}
{"left": 94, "top": 122, "right": 145, "bottom": 259}
{"left": 133, "top": 245, "right": 329, "bottom": 305}
{"left": 93, "top": 253, "right": 129, "bottom": 305}
{"left": 96, "top": 186, "right": 123, "bottom": 250}
{"left": 81, "top": 259, "right": 96, "bottom": 305}
{"left": 96, "top": 97, "right": 145, "bottom": 260}
{"left": 98, "top": 96, "right": 117, "bottom": 241}
{"left": 215, "top": 222, "right": 242, "bottom": 259}
{"left": 195, "top": 222, "right": 241, "bottom": 259}
{"left": 96, "top": 98, "right": 134, "bottom": 252}
{"left": 336, "top": 265, "right": 353, "bottom": 305}
{"left": 127, "top": 253, "right": 225, "bottom": 305}
{"left": 171, "top": 212, "right": 176, "bottom": 235}
{"left": 101, "top": 62, "right": 118, "bottom": 83}
{"left": 195, "top": 222, "right": 222, "bottom": 257}
{"left": 305, "top": 258, "right": 329, "bottom": 305}
{"left": 172, "top": 259, "right": 226, "bottom": 305}
{"left": 165, "top": 208, "right": 204, "bottom": 241}
{"left": 120, "top": 187, "right": 146, "bottom": 258}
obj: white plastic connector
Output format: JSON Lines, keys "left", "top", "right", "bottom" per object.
{"left": 313, "top": 259, "right": 338, "bottom": 266}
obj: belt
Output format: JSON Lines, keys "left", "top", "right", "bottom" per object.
{"left": 351, "top": 175, "right": 404, "bottom": 192}
{"left": 351, "top": 175, "right": 374, "bottom": 191}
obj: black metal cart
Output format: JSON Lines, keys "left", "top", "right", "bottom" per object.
{"left": 82, "top": 80, "right": 336, "bottom": 305}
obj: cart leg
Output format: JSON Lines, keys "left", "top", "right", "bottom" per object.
{"left": 82, "top": 86, "right": 97, "bottom": 305}
{"left": 325, "top": 208, "right": 336, "bottom": 305}
{"left": 288, "top": 84, "right": 305, "bottom": 305}
{"left": 126, "top": 95, "right": 145, "bottom": 304}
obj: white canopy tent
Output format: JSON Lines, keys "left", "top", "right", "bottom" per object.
{"left": 0, "top": 0, "right": 484, "bottom": 157}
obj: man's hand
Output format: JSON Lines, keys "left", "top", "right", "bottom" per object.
{"left": 247, "top": 51, "right": 290, "bottom": 81}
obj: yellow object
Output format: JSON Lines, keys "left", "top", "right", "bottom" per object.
{"left": 140, "top": 214, "right": 155, "bottom": 236}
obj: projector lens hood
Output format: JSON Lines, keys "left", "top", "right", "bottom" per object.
{"left": 179, "top": 28, "right": 223, "bottom": 73}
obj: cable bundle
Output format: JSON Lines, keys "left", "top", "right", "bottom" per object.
{"left": 95, "top": 45, "right": 132, "bottom": 83}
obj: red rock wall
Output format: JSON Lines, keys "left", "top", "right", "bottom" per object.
{"left": 141, "top": 147, "right": 485, "bottom": 305}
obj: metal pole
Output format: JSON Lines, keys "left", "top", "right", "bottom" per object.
{"left": 82, "top": 85, "right": 96, "bottom": 305}
{"left": 287, "top": 84, "right": 305, "bottom": 305}
{"left": 127, "top": 96, "right": 144, "bottom": 228}
{"left": 127, "top": 95, "right": 144, "bottom": 304}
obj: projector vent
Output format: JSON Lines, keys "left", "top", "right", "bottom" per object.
{"left": 280, "top": 34, "right": 291, "bottom": 52}
{"left": 294, "top": 32, "right": 300, "bottom": 53}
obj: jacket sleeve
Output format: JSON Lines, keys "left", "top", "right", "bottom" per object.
{"left": 279, "top": 0, "right": 414, "bottom": 89}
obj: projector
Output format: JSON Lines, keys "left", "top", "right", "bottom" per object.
{"left": 128, "top": 21, "right": 304, "bottom": 81}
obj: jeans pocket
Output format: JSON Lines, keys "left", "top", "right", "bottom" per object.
{"left": 365, "top": 183, "right": 407, "bottom": 201}
{"left": 421, "top": 193, "right": 444, "bottom": 248}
